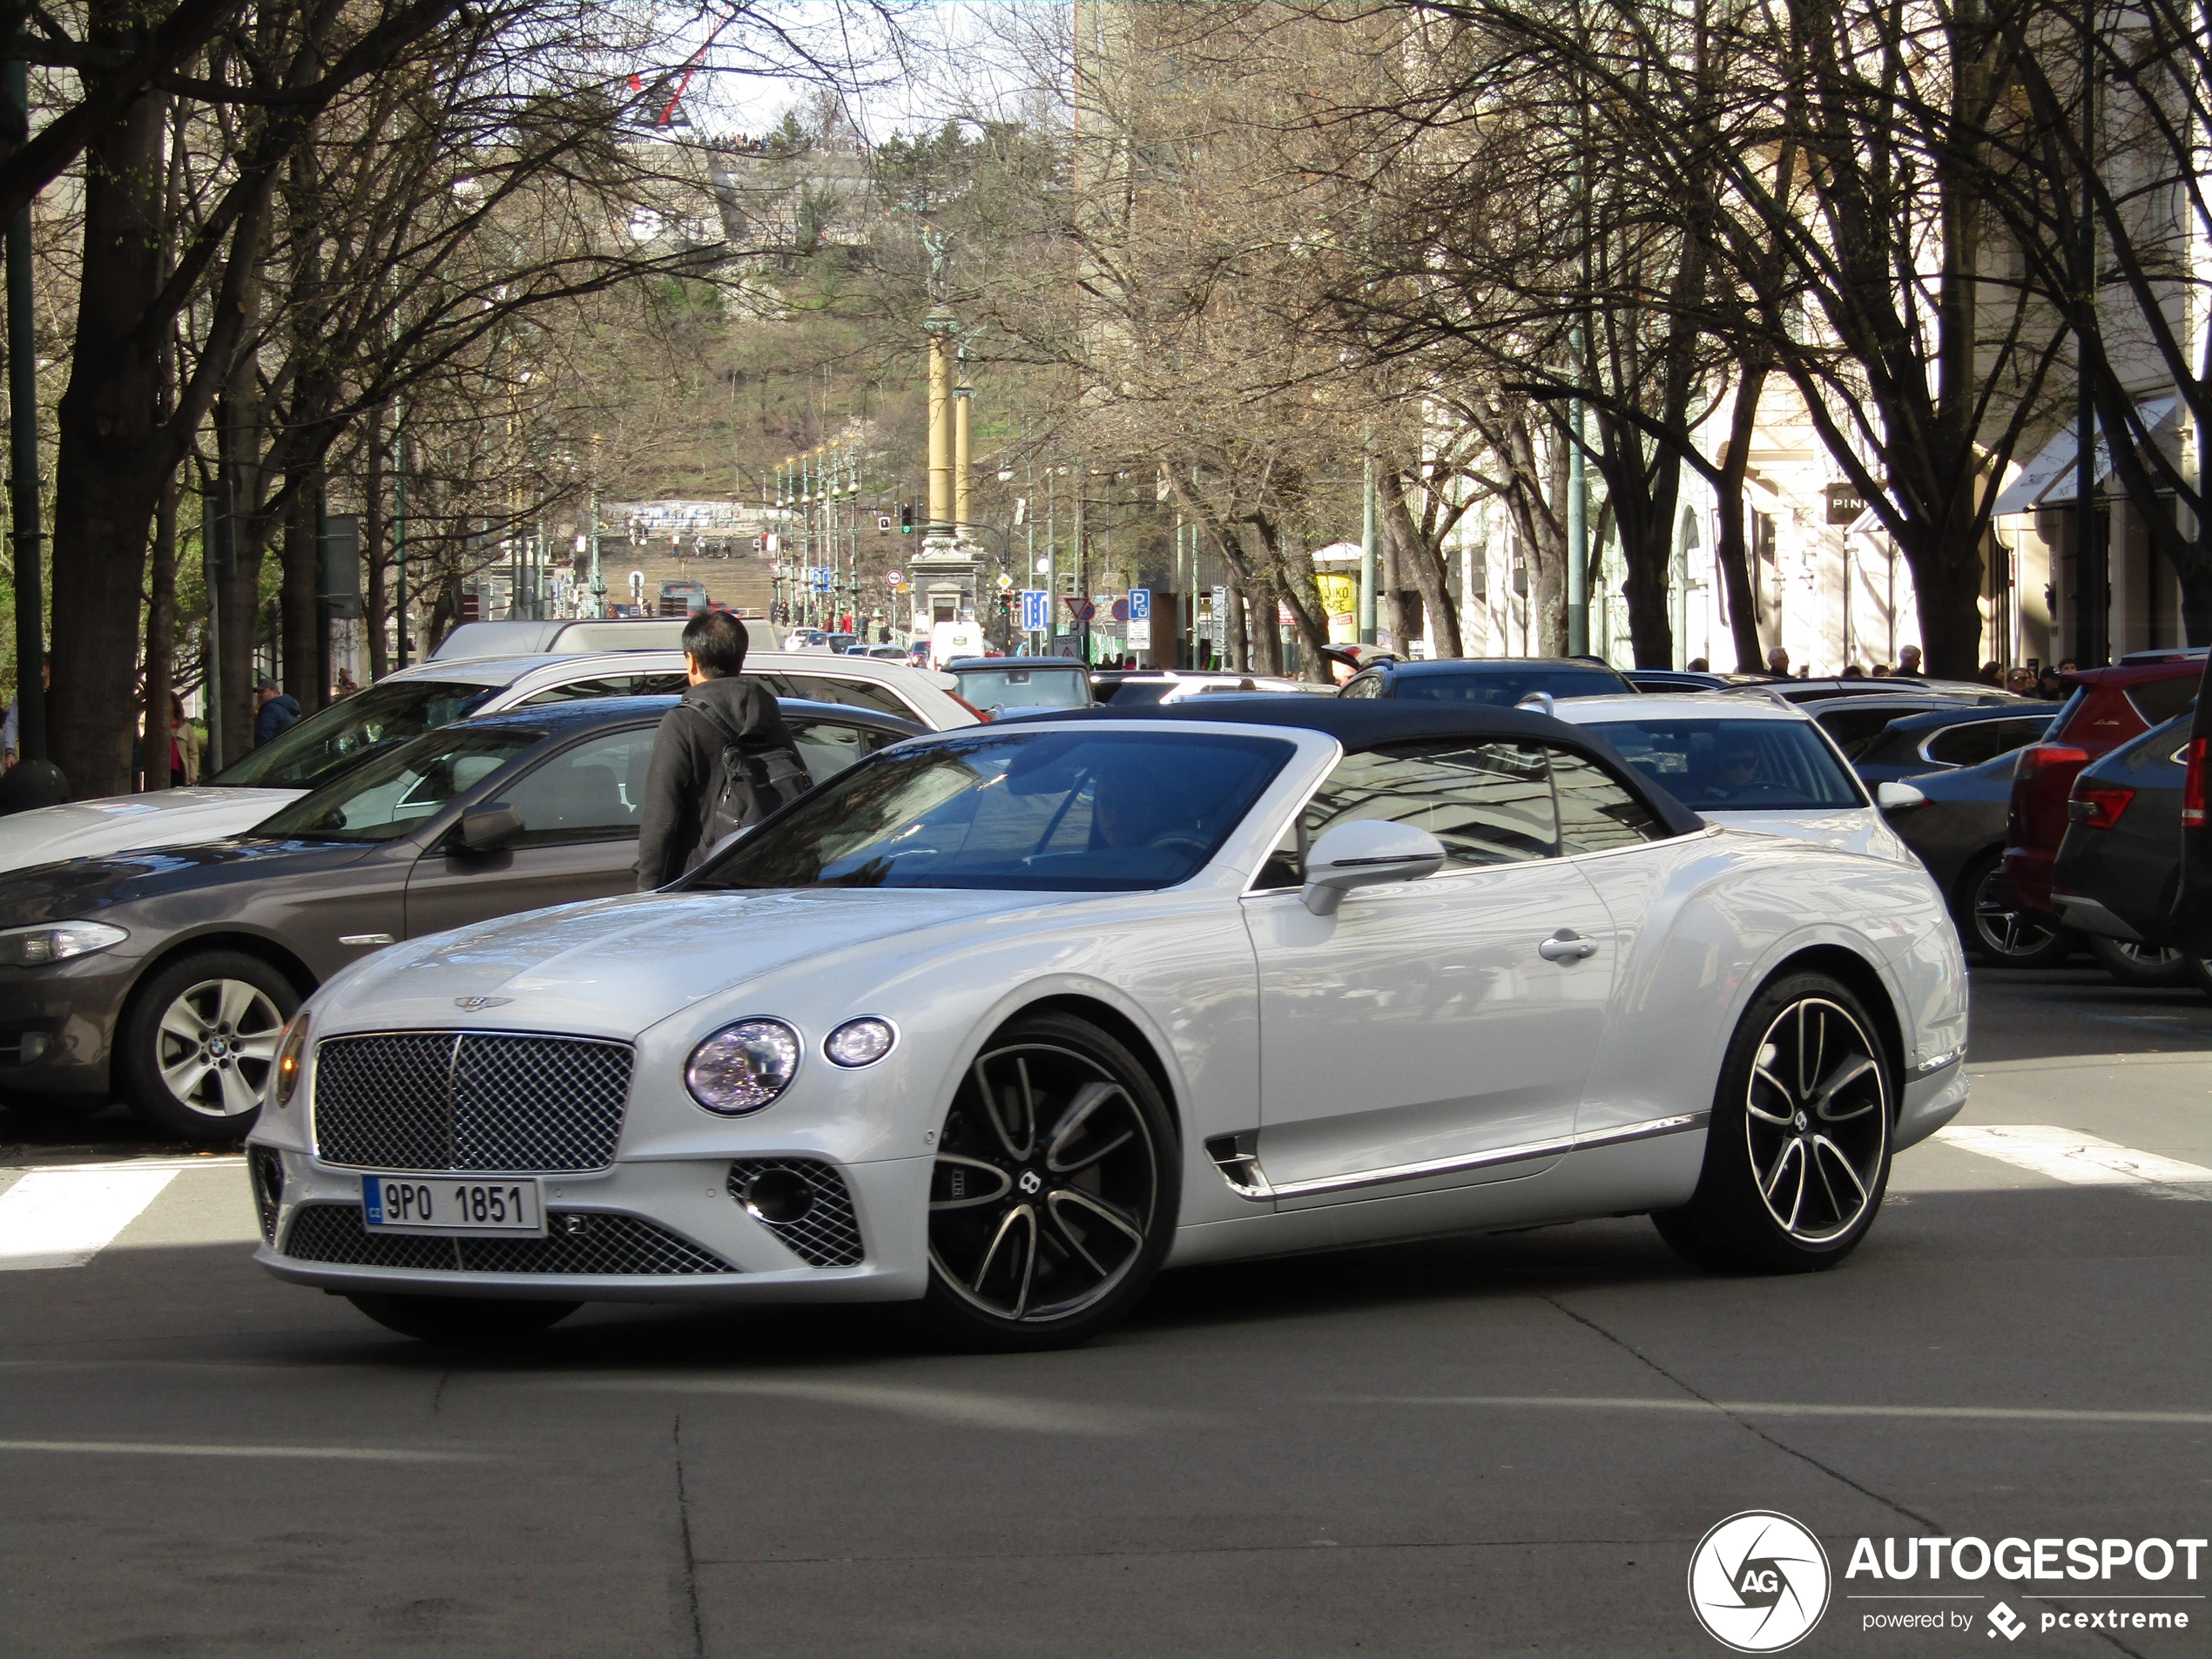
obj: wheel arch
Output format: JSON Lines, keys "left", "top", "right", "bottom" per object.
{"left": 116, "top": 930, "right": 318, "bottom": 1044}
{"left": 1757, "top": 944, "right": 1908, "bottom": 1100}
{"left": 988, "top": 992, "right": 1184, "bottom": 1150}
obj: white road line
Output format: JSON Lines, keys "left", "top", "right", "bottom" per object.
{"left": 0, "top": 1440, "right": 490, "bottom": 1461}
{"left": 1934, "top": 1124, "right": 2212, "bottom": 1198}
{"left": 1354, "top": 1397, "right": 2212, "bottom": 1427}
{"left": 0, "top": 1168, "right": 179, "bottom": 1270}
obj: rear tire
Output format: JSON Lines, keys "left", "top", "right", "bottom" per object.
{"left": 2087, "top": 934, "right": 2192, "bottom": 988}
{"left": 1654, "top": 972, "right": 1893, "bottom": 1274}
{"left": 347, "top": 1294, "right": 578, "bottom": 1345}
{"left": 1956, "top": 851, "right": 2074, "bottom": 967}
{"left": 117, "top": 951, "right": 301, "bottom": 1142}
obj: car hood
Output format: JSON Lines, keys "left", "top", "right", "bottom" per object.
{"left": 0, "top": 786, "right": 303, "bottom": 877}
{"left": 1701, "top": 806, "right": 1911, "bottom": 860}
{"left": 0, "top": 834, "right": 370, "bottom": 925}
{"left": 318, "top": 887, "right": 1095, "bottom": 1036}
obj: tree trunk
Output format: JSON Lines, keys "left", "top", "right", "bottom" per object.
{"left": 282, "top": 483, "right": 319, "bottom": 706}
{"left": 1715, "top": 367, "right": 1767, "bottom": 673}
{"left": 1379, "top": 465, "right": 1463, "bottom": 659}
{"left": 364, "top": 412, "right": 388, "bottom": 679}
{"left": 47, "top": 49, "right": 172, "bottom": 799}
{"left": 142, "top": 472, "right": 177, "bottom": 791}
{"left": 1226, "top": 574, "right": 1249, "bottom": 671}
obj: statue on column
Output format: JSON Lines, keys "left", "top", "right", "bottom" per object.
{"left": 922, "top": 226, "right": 948, "bottom": 305}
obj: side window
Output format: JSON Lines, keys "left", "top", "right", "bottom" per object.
{"left": 2128, "top": 676, "right": 2197, "bottom": 727}
{"left": 1341, "top": 673, "right": 1386, "bottom": 699}
{"left": 787, "top": 718, "right": 907, "bottom": 786}
{"left": 516, "top": 672, "right": 686, "bottom": 707}
{"left": 1255, "top": 741, "right": 1557, "bottom": 888}
{"left": 1815, "top": 705, "right": 1905, "bottom": 759}
{"left": 492, "top": 729, "right": 658, "bottom": 846}
{"left": 1549, "top": 748, "right": 1667, "bottom": 854}
{"left": 756, "top": 671, "right": 914, "bottom": 721}
{"left": 1924, "top": 716, "right": 2050, "bottom": 768}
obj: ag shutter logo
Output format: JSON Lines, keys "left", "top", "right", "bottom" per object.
{"left": 1689, "top": 1511, "right": 1832, "bottom": 1652}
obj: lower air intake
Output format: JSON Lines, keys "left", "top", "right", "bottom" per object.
{"left": 725, "top": 1159, "right": 866, "bottom": 1267}
{"left": 280, "top": 1204, "right": 732, "bottom": 1275}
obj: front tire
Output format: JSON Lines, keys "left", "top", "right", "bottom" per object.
{"left": 347, "top": 1294, "right": 578, "bottom": 1345}
{"left": 1654, "top": 973, "right": 1893, "bottom": 1273}
{"left": 923, "top": 1014, "right": 1179, "bottom": 1351}
{"left": 117, "top": 951, "right": 300, "bottom": 1142}
{"left": 2087, "top": 934, "right": 2191, "bottom": 988}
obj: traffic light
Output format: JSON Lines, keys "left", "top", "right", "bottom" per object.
{"left": 900, "top": 502, "right": 914, "bottom": 535}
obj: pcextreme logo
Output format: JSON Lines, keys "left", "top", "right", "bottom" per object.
{"left": 1688, "top": 1510, "right": 1833, "bottom": 1653}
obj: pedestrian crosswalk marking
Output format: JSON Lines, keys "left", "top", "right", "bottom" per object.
{"left": 0, "top": 1168, "right": 180, "bottom": 1270}
{"left": 1934, "top": 1125, "right": 2212, "bottom": 1198}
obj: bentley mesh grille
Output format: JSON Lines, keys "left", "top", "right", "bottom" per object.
{"left": 280, "top": 1204, "right": 732, "bottom": 1276}
{"left": 248, "top": 1148, "right": 284, "bottom": 1245}
{"left": 726, "top": 1159, "right": 867, "bottom": 1267}
{"left": 313, "top": 1033, "right": 633, "bottom": 1173}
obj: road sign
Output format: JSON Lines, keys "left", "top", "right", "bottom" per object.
{"left": 1019, "top": 590, "right": 1050, "bottom": 631}
{"left": 1065, "top": 596, "right": 1097, "bottom": 623}
{"left": 1128, "top": 588, "right": 1150, "bottom": 622}
{"left": 996, "top": 572, "right": 1013, "bottom": 590}
{"left": 1210, "top": 584, "right": 1228, "bottom": 652}
{"left": 1126, "top": 618, "right": 1151, "bottom": 651}
{"left": 1110, "top": 597, "right": 1130, "bottom": 624}
{"left": 886, "top": 569, "right": 900, "bottom": 584}
{"left": 877, "top": 515, "right": 894, "bottom": 533}
{"left": 630, "top": 570, "right": 645, "bottom": 604}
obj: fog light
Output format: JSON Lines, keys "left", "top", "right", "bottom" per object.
{"left": 740, "top": 1169, "right": 815, "bottom": 1224}
{"left": 19, "top": 1031, "right": 51, "bottom": 1063}
{"left": 824, "top": 1016, "right": 896, "bottom": 1069}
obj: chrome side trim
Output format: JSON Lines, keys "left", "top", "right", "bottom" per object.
{"left": 1208, "top": 1110, "right": 1711, "bottom": 1203}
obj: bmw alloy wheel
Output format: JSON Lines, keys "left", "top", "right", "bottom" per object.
{"left": 155, "top": 977, "right": 286, "bottom": 1119}
{"left": 927, "top": 1022, "right": 1170, "bottom": 1345}
{"left": 1743, "top": 996, "right": 1889, "bottom": 1245}
{"left": 1966, "top": 856, "right": 2069, "bottom": 966}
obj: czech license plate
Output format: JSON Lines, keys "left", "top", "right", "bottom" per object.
{"left": 361, "top": 1175, "right": 544, "bottom": 1237}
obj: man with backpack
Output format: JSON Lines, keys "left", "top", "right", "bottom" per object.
{"left": 635, "top": 610, "right": 810, "bottom": 889}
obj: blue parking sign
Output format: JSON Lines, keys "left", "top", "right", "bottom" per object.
{"left": 1128, "top": 588, "right": 1150, "bottom": 622}
{"left": 1019, "top": 589, "right": 1050, "bottom": 631}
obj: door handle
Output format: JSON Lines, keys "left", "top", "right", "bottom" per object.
{"left": 1538, "top": 931, "right": 1599, "bottom": 962}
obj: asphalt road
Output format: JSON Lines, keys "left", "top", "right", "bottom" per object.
{"left": 4, "top": 964, "right": 2210, "bottom": 1658}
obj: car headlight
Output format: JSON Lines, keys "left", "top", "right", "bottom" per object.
{"left": 271, "top": 1008, "right": 311, "bottom": 1109}
{"left": 824, "top": 1016, "right": 897, "bottom": 1069}
{"left": 0, "top": 920, "right": 128, "bottom": 968}
{"left": 685, "top": 1019, "right": 799, "bottom": 1115}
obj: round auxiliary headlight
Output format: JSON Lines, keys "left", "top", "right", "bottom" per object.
{"left": 824, "top": 1016, "right": 897, "bottom": 1069}
{"left": 271, "top": 1008, "right": 311, "bottom": 1109}
{"left": 686, "top": 1019, "right": 800, "bottom": 1115}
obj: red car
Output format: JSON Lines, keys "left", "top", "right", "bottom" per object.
{"left": 2001, "top": 653, "right": 2202, "bottom": 924}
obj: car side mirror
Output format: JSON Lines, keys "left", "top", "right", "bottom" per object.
{"left": 456, "top": 803, "right": 523, "bottom": 853}
{"left": 1300, "top": 819, "right": 1447, "bottom": 915}
{"left": 1875, "top": 781, "right": 1926, "bottom": 813}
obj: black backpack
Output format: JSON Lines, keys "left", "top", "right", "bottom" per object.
{"left": 690, "top": 698, "right": 811, "bottom": 849}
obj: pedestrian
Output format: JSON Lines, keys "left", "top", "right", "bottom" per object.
{"left": 148, "top": 691, "right": 200, "bottom": 786}
{"left": 1766, "top": 646, "right": 1791, "bottom": 676}
{"left": 2038, "top": 665, "right": 2066, "bottom": 699}
{"left": 253, "top": 677, "right": 300, "bottom": 746}
{"left": 636, "top": 609, "right": 810, "bottom": 890}
{"left": 1898, "top": 644, "right": 1924, "bottom": 676}
{"left": 2006, "top": 666, "right": 2034, "bottom": 695}
{"left": 1840, "top": 663, "right": 1865, "bottom": 679}
{"left": 1871, "top": 663, "right": 1891, "bottom": 677}
{"left": 1687, "top": 657, "right": 1709, "bottom": 672}
{"left": 2058, "top": 658, "right": 2077, "bottom": 674}
{"left": 1978, "top": 660, "right": 2004, "bottom": 687}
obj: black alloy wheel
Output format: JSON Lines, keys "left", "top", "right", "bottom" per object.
{"left": 2087, "top": 935, "right": 2193, "bottom": 988}
{"left": 118, "top": 950, "right": 302, "bottom": 1142}
{"left": 1655, "top": 972, "right": 1894, "bottom": 1273}
{"left": 1959, "top": 851, "right": 2074, "bottom": 968}
{"left": 347, "top": 1294, "right": 579, "bottom": 1345}
{"left": 924, "top": 1013, "right": 1178, "bottom": 1350}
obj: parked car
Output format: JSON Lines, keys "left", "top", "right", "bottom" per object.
{"left": 2001, "top": 658, "right": 2202, "bottom": 923}
{"left": 1731, "top": 677, "right": 2016, "bottom": 705}
{"left": 0, "top": 698, "right": 925, "bottom": 1139}
{"left": 1546, "top": 694, "right": 1912, "bottom": 859}
{"left": 1339, "top": 656, "right": 1633, "bottom": 703}
{"left": 432, "top": 617, "right": 773, "bottom": 660}
{"left": 2048, "top": 713, "right": 2198, "bottom": 986}
{"left": 1839, "top": 703, "right": 2058, "bottom": 786}
{"left": 0, "top": 652, "right": 978, "bottom": 878}
{"left": 1097, "top": 672, "right": 1320, "bottom": 707}
{"left": 1880, "top": 749, "right": 2075, "bottom": 967}
{"left": 945, "top": 658, "right": 1095, "bottom": 718}
{"left": 1623, "top": 668, "right": 1780, "bottom": 693}
{"left": 246, "top": 695, "right": 1966, "bottom": 1349}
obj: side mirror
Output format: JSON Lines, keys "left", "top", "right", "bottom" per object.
{"left": 1875, "top": 780, "right": 1927, "bottom": 813}
{"left": 1300, "top": 819, "right": 1447, "bottom": 915}
{"left": 456, "top": 803, "right": 523, "bottom": 853}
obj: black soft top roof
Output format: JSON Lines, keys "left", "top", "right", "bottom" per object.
{"left": 1041, "top": 695, "right": 1706, "bottom": 838}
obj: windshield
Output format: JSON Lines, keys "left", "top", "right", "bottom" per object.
{"left": 954, "top": 665, "right": 1095, "bottom": 712}
{"left": 250, "top": 727, "right": 540, "bottom": 842}
{"left": 1586, "top": 717, "right": 1863, "bottom": 811}
{"left": 210, "top": 679, "right": 496, "bottom": 790}
{"left": 1395, "top": 666, "right": 1624, "bottom": 705}
{"left": 693, "top": 729, "right": 1293, "bottom": 892}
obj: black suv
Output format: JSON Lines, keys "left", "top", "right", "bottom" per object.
{"left": 1339, "top": 657, "right": 1631, "bottom": 705}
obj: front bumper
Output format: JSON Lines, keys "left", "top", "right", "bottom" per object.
{"left": 252, "top": 1147, "right": 932, "bottom": 1304}
{"left": 0, "top": 951, "right": 139, "bottom": 1096}
{"left": 1895, "top": 1055, "right": 1969, "bottom": 1152}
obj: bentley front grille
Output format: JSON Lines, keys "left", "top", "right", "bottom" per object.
{"left": 280, "top": 1204, "right": 732, "bottom": 1276}
{"left": 725, "top": 1159, "right": 867, "bottom": 1267}
{"left": 313, "top": 1032, "right": 633, "bottom": 1173}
